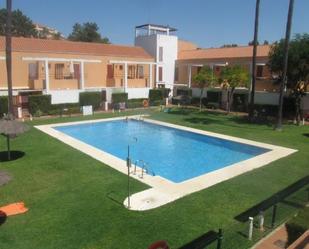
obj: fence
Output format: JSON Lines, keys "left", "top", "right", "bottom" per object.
{"left": 178, "top": 176, "right": 309, "bottom": 249}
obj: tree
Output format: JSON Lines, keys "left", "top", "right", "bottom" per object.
{"left": 5, "top": 0, "right": 13, "bottom": 117}
{"left": 220, "top": 65, "right": 250, "bottom": 113}
{"left": 38, "top": 26, "right": 49, "bottom": 39}
{"left": 268, "top": 33, "right": 309, "bottom": 125}
{"left": 249, "top": 0, "right": 260, "bottom": 120}
{"left": 276, "top": 0, "right": 295, "bottom": 130}
{"left": 221, "top": 44, "right": 238, "bottom": 48}
{"left": 68, "top": 22, "right": 110, "bottom": 43}
{"left": 263, "top": 40, "right": 269, "bottom": 45}
{"left": 0, "top": 8, "right": 37, "bottom": 37}
{"left": 52, "top": 32, "right": 62, "bottom": 40}
{"left": 193, "top": 66, "right": 215, "bottom": 111}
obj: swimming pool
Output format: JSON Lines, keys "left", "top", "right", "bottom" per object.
{"left": 55, "top": 119, "right": 270, "bottom": 183}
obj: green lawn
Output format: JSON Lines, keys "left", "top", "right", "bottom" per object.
{"left": 0, "top": 108, "right": 308, "bottom": 249}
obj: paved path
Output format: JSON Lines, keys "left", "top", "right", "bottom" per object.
{"left": 254, "top": 225, "right": 309, "bottom": 249}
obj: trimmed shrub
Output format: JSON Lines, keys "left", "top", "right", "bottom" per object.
{"left": 176, "top": 87, "right": 192, "bottom": 97}
{"left": 232, "top": 93, "right": 249, "bottom": 112}
{"left": 28, "top": 95, "right": 51, "bottom": 116}
{"left": 150, "top": 99, "right": 163, "bottom": 106}
{"left": 149, "top": 89, "right": 163, "bottom": 102}
{"left": 160, "top": 88, "right": 171, "bottom": 98}
{"left": 0, "top": 96, "right": 8, "bottom": 117}
{"left": 112, "top": 92, "right": 128, "bottom": 103}
{"left": 127, "top": 98, "right": 147, "bottom": 109}
{"left": 79, "top": 92, "right": 101, "bottom": 109}
{"left": 49, "top": 103, "right": 81, "bottom": 116}
{"left": 207, "top": 91, "right": 221, "bottom": 103}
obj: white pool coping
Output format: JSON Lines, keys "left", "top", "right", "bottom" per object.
{"left": 35, "top": 115, "right": 297, "bottom": 211}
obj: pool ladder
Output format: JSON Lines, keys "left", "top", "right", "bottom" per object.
{"left": 132, "top": 160, "right": 155, "bottom": 178}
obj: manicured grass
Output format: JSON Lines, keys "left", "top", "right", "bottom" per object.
{"left": 0, "top": 108, "right": 308, "bottom": 249}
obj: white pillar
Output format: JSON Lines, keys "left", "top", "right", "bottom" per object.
{"left": 44, "top": 60, "right": 50, "bottom": 92}
{"left": 124, "top": 62, "right": 128, "bottom": 91}
{"left": 80, "top": 61, "right": 85, "bottom": 90}
{"left": 149, "top": 64, "right": 153, "bottom": 88}
{"left": 248, "top": 217, "right": 254, "bottom": 240}
{"left": 188, "top": 65, "right": 192, "bottom": 88}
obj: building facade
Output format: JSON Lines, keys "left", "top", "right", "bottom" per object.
{"left": 2, "top": 23, "right": 302, "bottom": 114}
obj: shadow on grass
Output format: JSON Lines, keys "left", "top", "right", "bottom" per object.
{"left": 0, "top": 211, "right": 7, "bottom": 226}
{"left": 0, "top": 151, "right": 25, "bottom": 162}
{"left": 106, "top": 191, "right": 124, "bottom": 207}
{"left": 303, "top": 133, "right": 309, "bottom": 138}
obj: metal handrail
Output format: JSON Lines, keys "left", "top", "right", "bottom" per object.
{"left": 132, "top": 160, "right": 155, "bottom": 178}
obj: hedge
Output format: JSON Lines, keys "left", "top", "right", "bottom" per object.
{"left": 0, "top": 96, "right": 8, "bottom": 117}
{"left": 207, "top": 91, "right": 221, "bottom": 103}
{"left": 28, "top": 95, "right": 51, "bottom": 116}
{"left": 112, "top": 92, "right": 128, "bottom": 103}
{"left": 79, "top": 92, "right": 101, "bottom": 109}
{"left": 49, "top": 103, "right": 81, "bottom": 116}
{"left": 232, "top": 93, "right": 248, "bottom": 112}
{"left": 127, "top": 98, "right": 147, "bottom": 109}
{"left": 285, "top": 208, "right": 309, "bottom": 245}
{"left": 176, "top": 87, "right": 192, "bottom": 97}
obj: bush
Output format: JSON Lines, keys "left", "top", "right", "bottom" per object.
{"left": 0, "top": 96, "right": 8, "bottom": 117}
{"left": 79, "top": 92, "right": 102, "bottom": 110}
{"left": 127, "top": 98, "right": 147, "bottom": 109}
{"left": 176, "top": 87, "right": 192, "bottom": 97}
{"left": 112, "top": 92, "right": 128, "bottom": 103}
{"left": 190, "top": 97, "right": 207, "bottom": 106}
{"left": 233, "top": 93, "right": 248, "bottom": 112}
{"left": 207, "top": 91, "right": 221, "bottom": 103}
{"left": 28, "top": 95, "right": 51, "bottom": 115}
{"left": 150, "top": 99, "right": 163, "bottom": 106}
{"left": 49, "top": 103, "right": 81, "bottom": 116}
{"left": 149, "top": 89, "right": 163, "bottom": 102}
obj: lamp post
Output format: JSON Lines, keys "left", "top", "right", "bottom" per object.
{"left": 126, "top": 145, "right": 131, "bottom": 209}
{"left": 126, "top": 137, "right": 137, "bottom": 209}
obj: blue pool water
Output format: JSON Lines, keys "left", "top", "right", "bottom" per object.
{"left": 55, "top": 120, "right": 270, "bottom": 183}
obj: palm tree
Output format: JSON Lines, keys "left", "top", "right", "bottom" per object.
{"left": 5, "top": 0, "right": 14, "bottom": 118}
{"left": 276, "top": 0, "right": 295, "bottom": 130}
{"left": 249, "top": 0, "right": 260, "bottom": 120}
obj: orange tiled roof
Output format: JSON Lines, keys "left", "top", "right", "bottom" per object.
{"left": 178, "top": 45, "right": 270, "bottom": 60}
{"left": 0, "top": 36, "right": 153, "bottom": 59}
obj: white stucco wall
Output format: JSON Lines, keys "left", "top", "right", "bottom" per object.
{"left": 135, "top": 34, "right": 178, "bottom": 89}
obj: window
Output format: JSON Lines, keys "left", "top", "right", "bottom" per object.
{"left": 128, "top": 65, "right": 136, "bottom": 79}
{"left": 257, "top": 65, "right": 264, "bottom": 78}
{"left": 55, "top": 63, "right": 64, "bottom": 79}
{"left": 137, "top": 65, "right": 144, "bottom": 79}
{"left": 107, "top": 64, "right": 114, "bottom": 78}
{"left": 159, "top": 47, "right": 163, "bottom": 62}
{"left": 158, "top": 67, "right": 163, "bottom": 82}
{"left": 174, "top": 67, "right": 179, "bottom": 82}
{"left": 28, "top": 62, "right": 38, "bottom": 80}
{"left": 73, "top": 64, "right": 80, "bottom": 80}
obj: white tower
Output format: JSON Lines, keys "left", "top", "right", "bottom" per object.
{"left": 134, "top": 24, "right": 178, "bottom": 90}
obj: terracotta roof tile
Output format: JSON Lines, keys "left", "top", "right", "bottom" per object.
{"left": 0, "top": 36, "right": 153, "bottom": 59}
{"left": 178, "top": 45, "right": 270, "bottom": 60}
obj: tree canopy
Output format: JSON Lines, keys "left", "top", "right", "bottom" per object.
{"left": 268, "top": 33, "right": 309, "bottom": 88}
{"left": 220, "top": 65, "right": 249, "bottom": 89}
{"left": 219, "top": 65, "right": 249, "bottom": 113}
{"left": 68, "top": 22, "right": 110, "bottom": 44}
{"left": 193, "top": 66, "right": 216, "bottom": 111}
{"left": 0, "top": 8, "right": 37, "bottom": 37}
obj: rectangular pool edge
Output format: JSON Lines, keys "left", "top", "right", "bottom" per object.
{"left": 35, "top": 115, "right": 298, "bottom": 199}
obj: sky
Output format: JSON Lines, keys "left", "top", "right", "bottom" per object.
{"left": 1, "top": 0, "right": 309, "bottom": 48}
